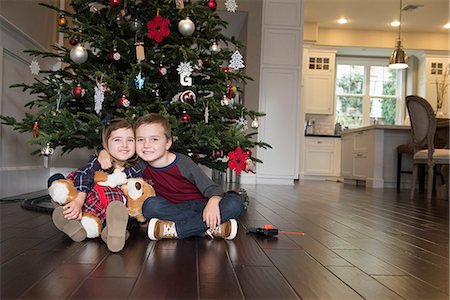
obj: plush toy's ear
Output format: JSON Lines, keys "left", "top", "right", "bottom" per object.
{"left": 94, "top": 171, "right": 109, "bottom": 183}
{"left": 48, "top": 179, "right": 78, "bottom": 205}
{"left": 48, "top": 173, "right": 65, "bottom": 188}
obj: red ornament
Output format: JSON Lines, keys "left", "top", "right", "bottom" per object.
{"left": 244, "top": 149, "right": 252, "bottom": 157}
{"left": 109, "top": 0, "right": 122, "bottom": 8}
{"left": 109, "top": 49, "right": 121, "bottom": 61}
{"left": 206, "top": 0, "right": 217, "bottom": 12}
{"left": 147, "top": 15, "right": 170, "bottom": 43}
{"left": 159, "top": 66, "right": 167, "bottom": 75}
{"left": 32, "top": 121, "right": 39, "bottom": 138}
{"left": 228, "top": 147, "right": 249, "bottom": 175}
{"left": 68, "top": 35, "right": 80, "bottom": 46}
{"left": 181, "top": 111, "right": 191, "bottom": 122}
{"left": 212, "top": 149, "right": 223, "bottom": 158}
{"left": 118, "top": 95, "right": 130, "bottom": 107}
{"left": 181, "top": 90, "right": 196, "bottom": 104}
{"left": 72, "top": 84, "right": 85, "bottom": 98}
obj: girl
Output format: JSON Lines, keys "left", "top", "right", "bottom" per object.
{"left": 50, "top": 118, "right": 144, "bottom": 252}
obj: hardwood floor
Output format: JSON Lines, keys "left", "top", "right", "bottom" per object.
{"left": 1, "top": 181, "right": 448, "bottom": 299}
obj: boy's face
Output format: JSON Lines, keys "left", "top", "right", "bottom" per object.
{"left": 107, "top": 127, "right": 135, "bottom": 162}
{"left": 135, "top": 123, "right": 172, "bottom": 165}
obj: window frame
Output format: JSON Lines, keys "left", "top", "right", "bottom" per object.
{"left": 335, "top": 56, "right": 406, "bottom": 127}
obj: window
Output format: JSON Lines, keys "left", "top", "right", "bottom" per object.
{"left": 335, "top": 58, "right": 403, "bottom": 128}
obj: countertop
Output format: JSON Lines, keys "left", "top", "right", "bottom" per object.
{"left": 341, "top": 124, "right": 411, "bottom": 135}
{"left": 305, "top": 134, "right": 341, "bottom": 138}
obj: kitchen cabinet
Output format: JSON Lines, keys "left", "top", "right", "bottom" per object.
{"left": 417, "top": 53, "right": 450, "bottom": 110}
{"left": 303, "top": 136, "right": 341, "bottom": 177}
{"left": 340, "top": 125, "right": 411, "bottom": 188}
{"left": 302, "top": 49, "right": 336, "bottom": 114}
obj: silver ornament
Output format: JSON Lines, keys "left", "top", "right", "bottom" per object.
{"left": 251, "top": 118, "right": 259, "bottom": 129}
{"left": 178, "top": 17, "right": 195, "bottom": 37}
{"left": 210, "top": 41, "right": 221, "bottom": 53}
{"left": 70, "top": 44, "right": 88, "bottom": 64}
{"left": 41, "top": 143, "right": 55, "bottom": 156}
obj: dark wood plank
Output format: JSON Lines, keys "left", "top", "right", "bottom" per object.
{"left": 69, "top": 277, "right": 136, "bottom": 299}
{"left": 197, "top": 238, "right": 243, "bottom": 299}
{"left": 234, "top": 265, "right": 300, "bottom": 299}
{"left": 327, "top": 266, "right": 403, "bottom": 300}
{"left": 265, "top": 248, "right": 363, "bottom": 299}
{"left": 373, "top": 275, "right": 449, "bottom": 299}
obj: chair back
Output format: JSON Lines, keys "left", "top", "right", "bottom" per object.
{"left": 405, "top": 95, "right": 436, "bottom": 156}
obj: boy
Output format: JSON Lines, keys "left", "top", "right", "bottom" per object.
{"left": 99, "top": 113, "right": 244, "bottom": 240}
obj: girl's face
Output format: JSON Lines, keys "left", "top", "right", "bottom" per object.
{"left": 135, "top": 123, "right": 172, "bottom": 167}
{"left": 107, "top": 127, "right": 135, "bottom": 162}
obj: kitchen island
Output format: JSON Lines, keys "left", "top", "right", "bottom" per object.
{"left": 341, "top": 125, "right": 411, "bottom": 188}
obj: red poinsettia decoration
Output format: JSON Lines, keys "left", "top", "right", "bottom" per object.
{"left": 228, "top": 147, "right": 249, "bottom": 175}
{"left": 147, "top": 15, "right": 170, "bottom": 43}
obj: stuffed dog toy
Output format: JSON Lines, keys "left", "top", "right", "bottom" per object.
{"left": 121, "top": 178, "right": 156, "bottom": 222}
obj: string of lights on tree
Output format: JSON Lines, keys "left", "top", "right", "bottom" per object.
{"left": 1, "top": 0, "right": 270, "bottom": 174}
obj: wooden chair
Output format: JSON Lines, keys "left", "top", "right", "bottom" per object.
{"left": 406, "top": 95, "right": 450, "bottom": 199}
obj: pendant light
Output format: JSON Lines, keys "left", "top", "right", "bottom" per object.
{"left": 389, "top": 0, "right": 408, "bottom": 69}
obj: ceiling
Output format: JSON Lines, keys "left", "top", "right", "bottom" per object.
{"left": 304, "top": 0, "right": 449, "bottom": 33}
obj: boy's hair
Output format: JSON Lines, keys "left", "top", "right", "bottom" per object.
{"left": 101, "top": 118, "right": 136, "bottom": 166}
{"left": 135, "top": 113, "right": 172, "bottom": 140}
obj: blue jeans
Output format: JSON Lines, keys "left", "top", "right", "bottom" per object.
{"left": 142, "top": 192, "right": 244, "bottom": 238}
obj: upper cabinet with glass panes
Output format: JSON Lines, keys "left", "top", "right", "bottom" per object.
{"left": 304, "top": 51, "right": 335, "bottom": 74}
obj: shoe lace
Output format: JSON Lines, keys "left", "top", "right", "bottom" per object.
{"left": 163, "top": 222, "right": 177, "bottom": 237}
{"left": 206, "top": 225, "right": 222, "bottom": 239}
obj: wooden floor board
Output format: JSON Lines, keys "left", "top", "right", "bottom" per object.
{"left": 0, "top": 180, "right": 448, "bottom": 299}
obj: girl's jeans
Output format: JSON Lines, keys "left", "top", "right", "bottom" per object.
{"left": 142, "top": 191, "right": 244, "bottom": 238}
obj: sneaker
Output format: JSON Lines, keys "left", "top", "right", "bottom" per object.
{"left": 206, "top": 219, "right": 238, "bottom": 240}
{"left": 147, "top": 218, "right": 178, "bottom": 240}
{"left": 105, "top": 201, "right": 129, "bottom": 252}
{"left": 52, "top": 206, "right": 87, "bottom": 242}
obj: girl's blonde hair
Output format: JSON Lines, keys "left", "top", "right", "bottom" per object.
{"left": 134, "top": 113, "right": 172, "bottom": 140}
{"left": 101, "top": 118, "right": 136, "bottom": 167}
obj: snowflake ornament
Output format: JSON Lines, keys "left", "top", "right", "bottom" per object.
{"left": 134, "top": 71, "right": 145, "bottom": 90}
{"left": 225, "top": 0, "right": 238, "bottom": 12}
{"left": 236, "top": 112, "right": 248, "bottom": 130}
{"left": 147, "top": 15, "right": 170, "bottom": 43}
{"left": 94, "top": 83, "right": 105, "bottom": 114}
{"left": 29, "top": 60, "right": 40, "bottom": 75}
{"left": 177, "top": 61, "right": 193, "bottom": 86}
{"left": 229, "top": 50, "right": 245, "bottom": 70}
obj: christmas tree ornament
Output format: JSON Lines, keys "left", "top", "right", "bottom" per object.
{"left": 134, "top": 71, "right": 145, "bottom": 90}
{"left": 178, "top": 17, "right": 195, "bottom": 37}
{"left": 94, "top": 81, "right": 105, "bottom": 114}
{"left": 244, "top": 148, "right": 252, "bottom": 157}
{"left": 225, "top": 0, "right": 238, "bottom": 12}
{"left": 57, "top": 14, "right": 67, "bottom": 27}
{"left": 72, "top": 84, "right": 86, "bottom": 98}
{"left": 236, "top": 112, "right": 248, "bottom": 130}
{"left": 175, "top": 0, "right": 184, "bottom": 9}
{"left": 41, "top": 143, "right": 55, "bottom": 156}
{"left": 29, "top": 60, "right": 40, "bottom": 75}
{"left": 245, "top": 158, "right": 256, "bottom": 173}
{"left": 181, "top": 90, "right": 196, "bottom": 103}
{"left": 118, "top": 95, "right": 130, "bottom": 107}
{"left": 130, "top": 18, "right": 142, "bottom": 31}
{"left": 147, "top": 13, "right": 170, "bottom": 43}
{"left": 32, "top": 121, "right": 39, "bottom": 138}
{"left": 228, "top": 147, "right": 248, "bottom": 174}
{"left": 158, "top": 66, "right": 167, "bottom": 75}
{"left": 212, "top": 149, "right": 223, "bottom": 158}
{"left": 109, "top": 0, "right": 122, "bottom": 8}
{"left": 221, "top": 95, "right": 230, "bottom": 106}
{"left": 116, "top": 9, "right": 131, "bottom": 23}
{"left": 206, "top": 0, "right": 217, "bottom": 12}
{"left": 177, "top": 61, "right": 193, "bottom": 86}
{"left": 181, "top": 110, "right": 191, "bottom": 122}
{"left": 69, "top": 35, "right": 80, "bottom": 46}
{"left": 184, "top": 0, "right": 192, "bottom": 5}
{"left": 88, "top": 2, "right": 106, "bottom": 13}
{"left": 109, "top": 49, "right": 121, "bottom": 61}
{"left": 70, "top": 44, "right": 88, "bottom": 64}
{"left": 56, "top": 89, "right": 62, "bottom": 111}
{"left": 135, "top": 42, "right": 145, "bottom": 62}
{"left": 210, "top": 41, "right": 221, "bottom": 53}
{"left": 251, "top": 118, "right": 259, "bottom": 129}
{"left": 85, "top": 42, "right": 100, "bottom": 56}
{"left": 229, "top": 50, "right": 245, "bottom": 70}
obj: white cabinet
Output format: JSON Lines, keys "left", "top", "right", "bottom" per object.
{"left": 304, "top": 137, "right": 341, "bottom": 177}
{"left": 341, "top": 130, "right": 372, "bottom": 181}
{"left": 302, "top": 50, "right": 336, "bottom": 114}
{"left": 417, "top": 54, "right": 450, "bottom": 111}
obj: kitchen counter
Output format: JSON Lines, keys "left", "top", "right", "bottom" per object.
{"left": 341, "top": 124, "right": 410, "bottom": 135}
{"left": 305, "top": 133, "right": 341, "bottom": 138}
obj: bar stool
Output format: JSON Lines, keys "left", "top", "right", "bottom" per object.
{"left": 397, "top": 143, "right": 414, "bottom": 191}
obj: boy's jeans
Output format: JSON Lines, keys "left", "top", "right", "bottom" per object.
{"left": 142, "top": 192, "right": 244, "bottom": 238}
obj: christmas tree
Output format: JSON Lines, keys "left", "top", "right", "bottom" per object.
{"left": 0, "top": 0, "right": 270, "bottom": 174}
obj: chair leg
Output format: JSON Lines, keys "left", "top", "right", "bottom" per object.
{"left": 418, "top": 165, "right": 425, "bottom": 191}
{"left": 397, "top": 151, "right": 402, "bottom": 192}
{"left": 427, "top": 163, "right": 434, "bottom": 199}
{"left": 411, "top": 164, "right": 418, "bottom": 200}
